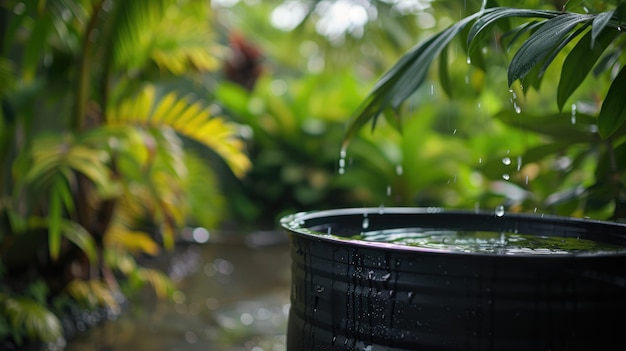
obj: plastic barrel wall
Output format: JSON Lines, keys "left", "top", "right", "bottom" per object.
{"left": 281, "top": 208, "right": 626, "bottom": 350}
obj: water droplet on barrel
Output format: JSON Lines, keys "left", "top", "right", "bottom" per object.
{"left": 495, "top": 205, "right": 505, "bottom": 217}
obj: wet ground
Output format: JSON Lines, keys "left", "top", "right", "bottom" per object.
{"left": 65, "top": 230, "right": 291, "bottom": 351}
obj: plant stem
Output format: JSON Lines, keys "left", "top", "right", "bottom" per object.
{"left": 72, "top": 0, "right": 107, "bottom": 131}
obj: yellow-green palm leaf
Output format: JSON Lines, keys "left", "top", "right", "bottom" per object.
{"left": 107, "top": 0, "right": 218, "bottom": 75}
{"left": 65, "top": 279, "right": 120, "bottom": 312}
{"left": 108, "top": 85, "right": 251, "bottom": 177}
{"left": 0, "top": 293, "right": 62, "bottom": 343}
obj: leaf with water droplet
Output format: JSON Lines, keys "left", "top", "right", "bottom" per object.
{"left": 508, "top": 13, "right": 591, "bottom": 86}
{"left": 343, "top": 12, "right": 484, "bottom": 146}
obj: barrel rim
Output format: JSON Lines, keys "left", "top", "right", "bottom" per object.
{"left": 280, "top": 207, "right": 626, "bottom": 258}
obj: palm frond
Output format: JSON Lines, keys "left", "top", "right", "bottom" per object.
{"left": 135, "top": 267, "right": 174, "bottom": 299}
{"left": 64, "top": 279, "right": 120, "bottom": 312}
{"left": 23, "top": 216, "right": 98, "bottom": 264}
{"left": 104, "top": 226, "right": 160, "bottom": 256}
{"left": 12, "top": 133, "right": 117, "bottom": 259}
{"left": 107, "top": 0, "right": 176, "bottom": 70}
{"left": 183, "top": 152, "right": 225, "bottom": 229}
{"left": 343, "top": 10, "right": 485, "bottom": 147}
{"left": 345, "top": 5, "right": 626, "bottom": 145}
{"left": 108, "top": 85, "right": 251, "bottom": 177}
{"left": 0, "top": 293, "right": 62, "bottom": 343}
{"left": 148, "top": 2, "right": 220, "bottom": 75}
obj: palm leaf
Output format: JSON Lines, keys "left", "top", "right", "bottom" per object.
{"left": 17, "top": 133, "right": 119, "bottom": 198}
{"left": 183, "top": 152, "right": 225, "bottom": 229}
{"left": 104, "top": 226, "right": 160, "bottom": 256}
{"left": 507, "top": 13, "right": 592, "bottom": 86}
{"left": 557, "top": 28, "right": 618, "bottom": 110}
{"left": 108, "top": 85, "right": 251, "bottom": 177}
{"left": 25, "top": 216, "right": 98, "bottom": 264}
{"left": 107, "top": 0, "right": 218, "bottom": 75}
{"left": 148, "top": 2, "right": 220, "bottom": 74}
{"left": 135, "top": 268, "right": 174, "bottom": 299}
{"left": 65, "top": 279, "right": 120, "bottom": 311}
{"left": 108, "top": 0, "right": 174, "bottom": 70}
{"left": 467, "top": 8, "right": 560, "bottom": 53}
{"left": 598, "top": 65, "right": 626, "bottom": 139}
{"left": 0, "top": 293, "right": 62, "bottom": 343}
{"left": 344, "top": 11, "right": 484, "bottom": 147}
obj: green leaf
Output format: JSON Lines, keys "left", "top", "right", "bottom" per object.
{"left": 593, "top": 49, "right": 621, "bottom": 76}
{"left": 344, "top": 11, "right": 483, "bottom": 146}
{"left": 61, "top": 221, "right": 97, "bottom": 264}
{"left": 47, "top": 175, "right": 66, "bottom": 261}
{"left": 1, "top": 295, "right": 62, "bottom": 343}
{"left": 467, "top": 7, "right": 559, "bottom": 54}
{"left": 22, "top": 13, "right": 53, "bottom": 82}
{"left": 438, "top": 46, "right": 453, "bottom": 98}
{"left": 557, "top": 28, "right": 618, "bottom": 111}
{"left": 495, "top": 110, "right": 597, "bottom": 142}
{"left": 591, "top": 9, "right": 614, "bottom": 46}
{"left": 500, "top": 21, "right": 543, "bottom": 51}
{"left": 109, "top": 0, "right": 174, "bottom": 69}
{"left": 508, "top": 13, "right": 591, "bottom": 86}
{"left": 598, "top": 65, "right": 626, "bottom": 139}
{"left": 537, "top": 23, "right": 589, "bottom": 80}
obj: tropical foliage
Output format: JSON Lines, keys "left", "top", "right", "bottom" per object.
{"left": 343, "top": 0, "right": 626, "bottom": 220}
{"left": 1, "top": 0, "right": 249, "bottom": 347}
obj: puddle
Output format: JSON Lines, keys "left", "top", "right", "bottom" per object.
{"left": 64, "top": 231, "right": 291, "bottom": 351}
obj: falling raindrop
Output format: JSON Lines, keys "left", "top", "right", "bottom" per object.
{"left": 517, "top": 156, "right": 522, "bottom": 172}
{"left": 362, "top": 214, "right": 369, "bottom": 229}
{"left": 386, "top": 185, "right": 392, "bottom": 197}
{"left": 466, "top": 56, "right": 472, "bottom": 64}
{"left": 571, "top": 103, "right": 577, "bottom": 125}
{"left": 395, "top": 165, "right": 404, "bottom": 176}
{"left": 378, "top": 205, "right": 385, "bottom": 215}
{"left": 495, "top": 205, "right": 505, "bottom": 217}
{"left": 338, "top": 148, "right": 347, "bottom": 174}
{"left": 327, "top": 227, "right": 332, "bottom": 235}
{"left": 509, "top": 89, "right": 522, "bottom": 113}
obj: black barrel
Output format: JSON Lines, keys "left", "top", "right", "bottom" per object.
{"left": 280, "top": 208, "right": 626, "bottom": 350}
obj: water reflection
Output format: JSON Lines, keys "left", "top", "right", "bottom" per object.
{"left": 65, "top": 231, "right": 291, "bottom": 351}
